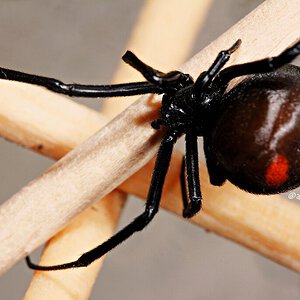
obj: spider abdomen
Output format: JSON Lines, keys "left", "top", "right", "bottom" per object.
{"left": 211, "top": 65, "right": 300, "bottom": 194}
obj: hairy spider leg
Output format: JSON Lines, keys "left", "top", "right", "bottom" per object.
{"left": 180, "top": 134, "right": 202, "bottom": 218}
{"left": 26, "top": 130, "right": 179, "bottom": 270}
{"left": 215, "top": 40, "right": 300, "bottom": 86}
{"left": 0, "top": 67, "right": 162, "bottom": 97}
{"left": 193, "top": 39, "right": 241, "bottom": 91}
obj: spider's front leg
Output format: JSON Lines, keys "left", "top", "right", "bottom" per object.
{"left": 0, "top": 66, "right": 163, "bottom": 97}
{"left": 122, "top": 51, "right": 193, "bottom": 91}
{"left": 214, "top": 39, "right": 300, "bottom": 86}
{"left": 194, "top": 39, "right": 241, "bottom": 90}
{"left": 26, "top": 130, "right": 179, "bottom": 271}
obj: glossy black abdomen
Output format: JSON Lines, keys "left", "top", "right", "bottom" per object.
{"left": 211, "top": 65, "right": 300, "bottom": 194}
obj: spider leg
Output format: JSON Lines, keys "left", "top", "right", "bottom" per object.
{"left": 215, "top": 40, "right": 300, "bottom": 86}
{"left": 203, "top": 135, "right": 226, "bottom": 186}
{"left": 122, "top": 51, "right": 193, "bottom": 90}
{"left": 180, "top": 155, "right": 189, "bottom": 208}
{"left": 0, "top": 67, "right": 162, "bottom": 97}
{"left": 151, "top": 118, "right": 165, "bottom": 129}
{"left": 194, "top": 39, "right": 241, "bottom": 91}
{"left": 26, "top": 130, "right": 179, "bottom": 271}
{"left": 180, "top": 134, "right": 202, "bottom": 218}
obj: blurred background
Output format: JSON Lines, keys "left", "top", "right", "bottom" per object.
{"left": 0, "top": 0, "right": 299, "bottom": 299}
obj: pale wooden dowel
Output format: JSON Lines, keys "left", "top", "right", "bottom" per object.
{"left": 23, "top": 0, "right": 210, "bottom": 299}
{"left": 23, "top": 191, "right": 125, "bottom": 300}
{"left": 0, "top": 0, "right": 299, "bottom": 276}
{"left": 0, "top": 81, "right": 108, "bottom": 159}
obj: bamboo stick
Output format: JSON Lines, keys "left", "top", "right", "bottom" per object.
{"left": 23, "top": 0, "right": 211, "bottom": 299}
{"left": 0, "top": 0, "right": 299, "bottom": 276}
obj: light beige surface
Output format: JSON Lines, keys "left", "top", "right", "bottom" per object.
{"left": 0, "top": 1, "right": 299, "bottom": 300}
{"left": 24, "top": 191, "right": 125, "bottom": 300}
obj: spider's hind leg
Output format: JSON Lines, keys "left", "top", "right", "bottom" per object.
{"left": 26, "top": 130, "right": 179, "bottom": 271}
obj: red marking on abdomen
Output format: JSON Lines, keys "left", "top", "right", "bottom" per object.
{"left": 265, "top": 154, "right": 289, "bottom": 186}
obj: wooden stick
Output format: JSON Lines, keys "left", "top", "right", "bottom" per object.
{"left": 0, "top": 81, "right": 108, "bottom": 159}
{"left": 22, "top": 0, "right": 211, "bottom": 299}
{"left": 0, "top": 0, "right": 299, "bottom": 276}
{"left": 23, "top": 191, "right": 125, "bottom": 300}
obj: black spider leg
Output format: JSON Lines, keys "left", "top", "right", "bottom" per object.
{"left": 215, "top": 39, "right": 300, "bottom": 87}
{"left": 26, "top": 130, "right": 179, "bottom": 271}
{"left": 122, "top": 51, "right": 193, "bottom": 91}
{"left": 193, "top": 39, "right": 241, "bottom": 91}
{"left": 203, "top": 134, "right": 226, "bottom": 186}
{"left": 0, "top": 66, "right": 163, "bottom": 97}
{"left": 179, "top": 134, "right": 202, "bottom": 218}
{"left": 180, "top": 156, "right": 189, "bottom": 210}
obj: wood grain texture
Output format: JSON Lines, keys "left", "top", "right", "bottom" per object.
{"left": 0, "top": 0, "right": 299, "bottom": 276}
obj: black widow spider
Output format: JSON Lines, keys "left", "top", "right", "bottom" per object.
{"left": 0, "top": 39, "right": 300, "bottom": 271}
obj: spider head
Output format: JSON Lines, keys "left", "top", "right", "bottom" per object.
{"left": 158, "top": 71, "right": 194, "bottom": 92}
